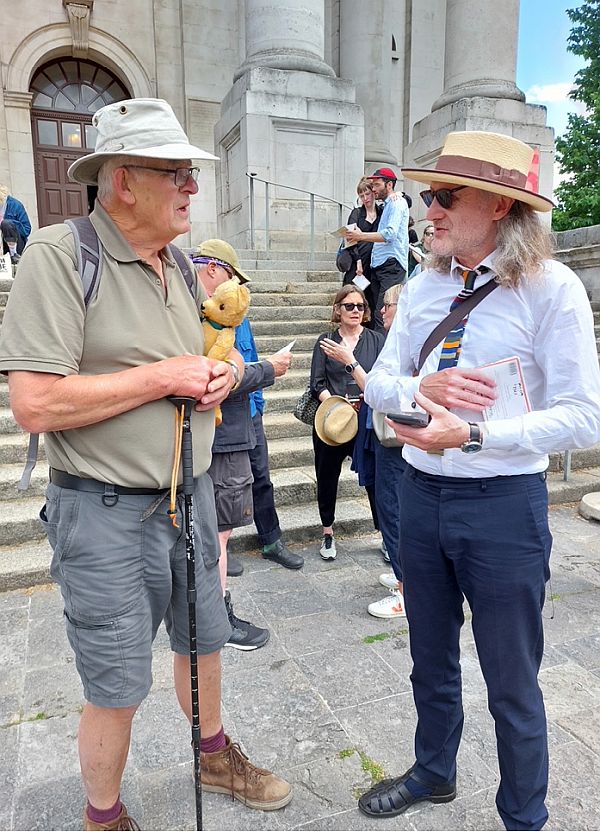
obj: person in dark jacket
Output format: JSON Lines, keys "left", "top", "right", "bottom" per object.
{"left": 0, "top": 185, "right": 32, "bottom": 263}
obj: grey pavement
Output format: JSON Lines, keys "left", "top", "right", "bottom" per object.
{"left": 1, "top": 504, "right": 599, "bottom": 832}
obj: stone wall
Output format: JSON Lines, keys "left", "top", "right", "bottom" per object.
{"left": 556, "top": 225, "right": 600, "bottom": 301}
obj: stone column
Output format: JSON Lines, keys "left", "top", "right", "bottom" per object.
{"left": 404, "top": 0, "right": 554, "bottom": 225}
{"left": 339, "top": 0, "right": 396, "bottom": 168}
{"left": 433, "top": 0, "right": 524, "bottom": 110}
{"left": 234, "top": 0, "right": 335, "bottom": 79}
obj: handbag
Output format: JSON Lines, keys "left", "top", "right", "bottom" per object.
{"left": 335, "top": 242, "right": 354, "bottom": 273}
{"left": 372, "top": 409, "right": 403, "bottom": 447}
{"left": 293, "top": 384, "right": 320, "bottom": 425}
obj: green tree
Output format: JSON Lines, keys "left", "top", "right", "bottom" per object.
{"left": 552, "top": 0, "right": 600, "bottom": 231}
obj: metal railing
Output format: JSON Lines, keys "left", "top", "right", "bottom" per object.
{"left": 246, "top": 172, "right": 353, "bottom": 265}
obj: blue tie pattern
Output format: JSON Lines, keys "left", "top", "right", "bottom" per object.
{"left": 437, "top": 267, "right": 487, "bottom": 370}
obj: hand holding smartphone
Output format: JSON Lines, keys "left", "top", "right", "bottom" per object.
{"left": 386, "top": 412, "right": 430, "bottom": 428}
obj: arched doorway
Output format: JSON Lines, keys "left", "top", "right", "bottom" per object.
{"left": 30, "top": 58, "right": 130, "bottom": 227}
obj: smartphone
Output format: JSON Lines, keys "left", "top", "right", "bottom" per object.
{"left": 386, "top": 412, "right": 430, "bottom": 428}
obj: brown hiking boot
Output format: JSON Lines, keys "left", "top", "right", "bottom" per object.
{"left": 200, "top": 736, "right": 293, "bottom": 810}
{"left": 83, "top": 803, "right": 140, "bottom": 831}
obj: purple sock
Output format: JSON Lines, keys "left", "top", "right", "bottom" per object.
{"left": 200, "top": 726, "right": 226, "bottom": 753}
{"left": 86, "top": 797, "right": 122, "bottom": 824}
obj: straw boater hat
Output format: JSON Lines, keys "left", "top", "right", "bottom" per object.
{"left": 68, "top": 98, "right": 218, "bottom": 186}
{"left": 314, "top": 396, "right": 358, "bottom": 446}
{"left": 401, "top": 131, "right": 554, "bottom": 213}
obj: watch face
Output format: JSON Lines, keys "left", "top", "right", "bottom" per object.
{"left": 462, "top": 441, "right": 483, "bottom": 454}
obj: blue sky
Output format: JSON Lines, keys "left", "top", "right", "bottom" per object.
{"left": 517, "top": 0, "right": 586, "bottom": 139}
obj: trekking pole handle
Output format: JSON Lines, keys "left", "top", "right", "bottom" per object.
{"left": 168, "top": 397, "right": 196, "bottom": 495}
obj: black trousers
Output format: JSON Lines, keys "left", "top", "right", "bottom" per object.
{"left": 248, "top": 411, "right": 281, "bottom": 546}
{"left": 313, "top": 428, "right": 377, "bottom": 529}
{"left": 370, "top": 258, "right": 406, "bottom": 332}
{"left": 1, "top": 220, "right": 25, "bottom": 255}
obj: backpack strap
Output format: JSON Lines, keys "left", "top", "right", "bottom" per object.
{"left": 64, "top": 217, "right": 103, "bottom": 306}
{"left": 170, "top": 244, "right": 196, "bottom": 298}
{"left": 19, "top": 217, "right": 103, "bottom": 492}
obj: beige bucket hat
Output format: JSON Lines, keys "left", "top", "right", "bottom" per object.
{"left": 68, "top": 98, "right": 218, "bottom": 186}
{"left": 315, "top": 396, "right": 359, "bottom": 446}
{"left": 401, "top": 131, "right": 554, "bottom": 212}
{"left": 193, "top": 239, "right": 252, "bottom": 285}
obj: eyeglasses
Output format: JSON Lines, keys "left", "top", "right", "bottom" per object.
{"left": 383, "top": 302, "right": 398, "bottom": 310}
{"left": 420, "top": 185, "right": 466, "bottom": 209}
{"left": 192, "top": 255, "right": 234, "bottom": 278}
{"left": 340, "top": 302, "right": 366, "bottom": 312}
{"left": 424, "top": 231, "right": 435, "bottom": 237}
{"left": 125, "top": 165, "right": 200, "bottom": 187}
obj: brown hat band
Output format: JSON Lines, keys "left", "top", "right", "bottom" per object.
{"left": 435, "top": 155, "right": 528, "bottom": 190}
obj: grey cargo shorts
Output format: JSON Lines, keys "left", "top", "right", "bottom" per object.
{"left": 40, "top": 472, "right": 230, "bottom": 709}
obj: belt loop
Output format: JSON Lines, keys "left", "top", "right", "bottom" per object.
{"left": 102, "top": 484, "right": 119, "bottom": 507}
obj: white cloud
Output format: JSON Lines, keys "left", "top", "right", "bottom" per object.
{"left": 526, "top": 82, "right": 574, "bottom": 103}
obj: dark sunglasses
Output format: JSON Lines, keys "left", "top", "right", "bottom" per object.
{"left": 340, "top": 302, "right": 366, "bottom": 312}
{"left": 420, "top": 185, "right": 466, "bottom": 209}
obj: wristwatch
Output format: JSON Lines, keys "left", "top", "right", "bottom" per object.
{"left": 345, "top": 360, "right": 359, "bottom": 374}
{"left": 225, "top": 359, "right": 241, "bottom": 391}
{"left": 460, "top": 422, "right": 483, "bottom": 454}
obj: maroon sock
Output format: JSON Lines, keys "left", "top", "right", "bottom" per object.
{"left": 200, "top": 726, "right": 226, "bottom": 753}
{"left": 86, "top": 797, "right": 122, "bottom": 824}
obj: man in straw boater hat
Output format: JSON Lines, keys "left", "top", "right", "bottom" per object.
{"left": 0, "top": 98, "right": 292, "bottom": 829}
{"left": 362, "top": 131, "right": 600, "bottom": 829}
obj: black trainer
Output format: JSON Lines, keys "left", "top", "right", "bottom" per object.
{"left": 262, "top": 539, "right": 304, "bottom": 570}
{"left": 224, "top": 591, "right": 270, "bottom": 651}
{"left": 226, "top": 551, "right": 244, "bottom": 577}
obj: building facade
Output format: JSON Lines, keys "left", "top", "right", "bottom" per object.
{"left": 0, "top": 0, "right": 554, "bottom": 249}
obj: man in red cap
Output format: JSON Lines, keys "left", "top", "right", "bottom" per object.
{"left": 346, "top": 167, "right": 409, "bottom": 331}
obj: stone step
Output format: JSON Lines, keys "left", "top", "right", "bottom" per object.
{"left": 238, "top": 269, "right": 339, "bottom": 284}
{"left": 4, "top": 467, "right": 600, "bottom": 592}
{"left": 0, "top": 432, "right": 46, "bottom": 465}
{"left": 248, "top": 304, "right": 332, "bottom": 321}
{"left": 254, "top": 333, "right": 324, "bottom": 353}
{"left": 0, "top": 462, "right": 364, "bottom": 547}
{"left": 263, "top": 386, "right": 306, "bottom": 411}
{"left": 249, "top": 291, "right": 335, "bottom": 306}
{"left": 248, "top": 280, "right": 341, "bottom": 294}
{"left": 0, "top": 462, "right": 48, "bottom": 501}
{"left": 260, "top": 435, "right": 314, "bottom": 469}
{"left": 251, "top": 319, "right": 329, "bottom": 337}
{"left": 0, "top": 408, "right": 23, "bottom": 435}
{"left": 262, "top": 411, "right": 312, "bottom": 439}
{"left": 240, "top": 259, "right": 335, "bottom": 271}
{"left": 235, "top": 250, "right": 335, "bottom": 261}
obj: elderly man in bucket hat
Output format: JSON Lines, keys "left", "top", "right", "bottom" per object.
{"left": 362, "top": 131, "right": 600, "bottom": 830}
{"left": 0, "top": 98, "right": 292, "bottom": 829}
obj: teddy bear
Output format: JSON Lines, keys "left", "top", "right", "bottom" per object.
{"left": 201, "top": 277, "right": 251, "bottom": 425}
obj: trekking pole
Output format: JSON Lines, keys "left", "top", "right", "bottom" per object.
{"left": 168, "top": 396, "right": 203, "bottom": 831}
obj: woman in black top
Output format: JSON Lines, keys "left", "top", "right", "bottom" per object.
{"left": 310, "top": 285, "right": 385, "bottom": 560}
{"left": 342, "top": 178, "right": 383, "bottom": 315}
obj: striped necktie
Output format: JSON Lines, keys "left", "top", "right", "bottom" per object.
{"left": 437, "top": 266, "right": 488, "bottom": 370}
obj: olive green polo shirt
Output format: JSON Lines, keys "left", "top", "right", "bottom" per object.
{"left": 0, "top": 203, "right": 215, "bottom": 487}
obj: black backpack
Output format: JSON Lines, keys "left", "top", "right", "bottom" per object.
{"left": 18, "top": 216, "right": 197, "bottom": 490}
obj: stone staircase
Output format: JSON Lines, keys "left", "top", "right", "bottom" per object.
{"left": 1, "top": 256, "right": 600, "bottom": 590}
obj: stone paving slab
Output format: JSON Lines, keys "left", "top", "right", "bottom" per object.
{"left": 0, "top": 504, "right": 599, "bottom": 831}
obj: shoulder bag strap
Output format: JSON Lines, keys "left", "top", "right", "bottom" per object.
{"left": 417, "top": 278, "right": 498, "bottom": 372}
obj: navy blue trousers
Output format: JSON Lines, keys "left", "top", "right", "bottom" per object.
{"left": 248, "top": 411, "right": 281, "bottom": 546}
{"left": 374, "top": 444, "right": 405, "bottom": 581}
{"left": 400, "top": 465, "right": 552, "bottom": 831}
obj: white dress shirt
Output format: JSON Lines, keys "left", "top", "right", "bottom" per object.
{"left": 364, "top": 254, "right": 600, "bottom": 478}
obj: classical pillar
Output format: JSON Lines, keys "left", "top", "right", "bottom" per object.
{"left": 433, "top": 0, "right": 524, "bottom": 110}
{"left": 234, "top": 0, "right": 335, "bottom": 79}
{"left": 339, "top": 0, "right": 396, "bottom": 168}
{"left": 215, "top": 0, "right": 364, "bottom": 251}
{"left": 404, "top": 0, "right": 554, "bottom": 224}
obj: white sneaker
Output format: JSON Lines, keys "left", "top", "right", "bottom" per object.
{"left": 320, "top": 534, "right": 336, "bottom": 561}
{"left": 367, "top": 591, "right": 406, "bottom": 619}
{"left": 379, "top": 572, "right": 400, "bottom": 590}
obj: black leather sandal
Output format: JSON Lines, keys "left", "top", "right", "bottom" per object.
{"left": 358, "top": 766, "right": 456, "bottom": 818}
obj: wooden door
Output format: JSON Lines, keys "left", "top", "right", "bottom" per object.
{"left": 32, "top": 111, "right": 97, "bottom": 228}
